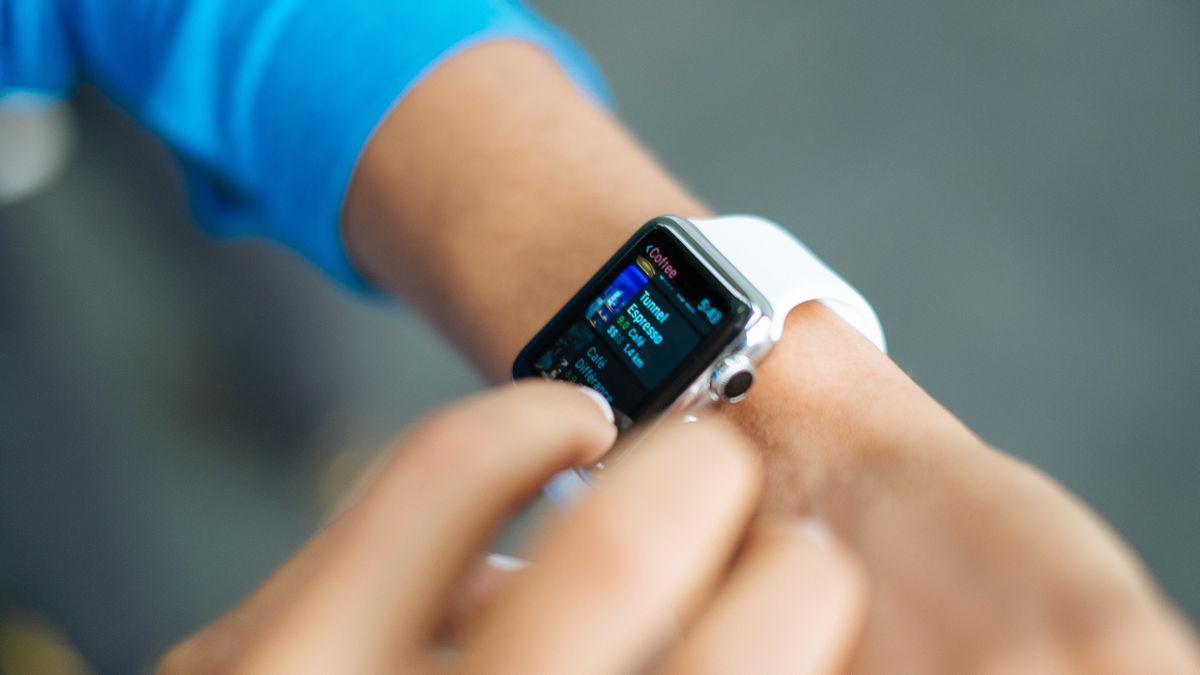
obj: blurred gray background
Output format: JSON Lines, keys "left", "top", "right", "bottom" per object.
{"left": 1, "top": 0, "right": 1197, "bottom": 671}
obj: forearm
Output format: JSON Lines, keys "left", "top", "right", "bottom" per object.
{"left": 344, "top": 41, "right": 705, "bottom": 381}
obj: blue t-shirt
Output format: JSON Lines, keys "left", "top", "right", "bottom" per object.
{"left": 0, "top": 0, "right": 608, "bottom": 290}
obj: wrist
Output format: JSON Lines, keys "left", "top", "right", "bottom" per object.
{"left": 725, "top": 300, "right": 986, "bottom": 513}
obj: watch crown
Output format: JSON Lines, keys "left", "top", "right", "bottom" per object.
{"left": 711, "top": 354, "right": 756, "bottom": 404}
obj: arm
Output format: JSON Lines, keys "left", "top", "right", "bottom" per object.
{"left": 2, "top": 0, "right": 605, "bottom": 284}
{"left": 344, "top": 41, "right": 1198, "bottom": 671}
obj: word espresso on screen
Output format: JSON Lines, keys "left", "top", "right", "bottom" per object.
{"left": 524, "top": 228, "right": 735, "bottom": 429}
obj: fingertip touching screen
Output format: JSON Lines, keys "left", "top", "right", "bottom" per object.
{"left": 513, "top": 221, "right": 750, "bottom": 429}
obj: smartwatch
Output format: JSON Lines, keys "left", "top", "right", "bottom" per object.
{"left": 512, "top": 215, "right": 885, "bottom": 494}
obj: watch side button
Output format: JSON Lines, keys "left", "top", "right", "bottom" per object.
{"left": 711, "top": 355, "right": 756, "bottom": 403}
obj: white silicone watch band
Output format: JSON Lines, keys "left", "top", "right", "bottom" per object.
{"left": 691, "top": 215, "right": 887, "bottom": 352}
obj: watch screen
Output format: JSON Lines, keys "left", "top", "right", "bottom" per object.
{"left": 513, "top": 222, "right": 750, "bottom": 429}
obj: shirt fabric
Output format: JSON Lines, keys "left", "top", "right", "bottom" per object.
{"left": 0, "top": 0, "right": 608, "bottom": 290}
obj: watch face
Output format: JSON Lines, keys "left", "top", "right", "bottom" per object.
{"left": 513, "top": 220, "right": 751, "bottom": 430}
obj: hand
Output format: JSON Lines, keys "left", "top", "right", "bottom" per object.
{"left": 727, "top": 303, "right": 1200, "bottom": 673}
{"left": 339, "top": 41, "right": 1198, "bottom": 672}
{"left": 156, "top": 381, "right": 865, "bottom": 675}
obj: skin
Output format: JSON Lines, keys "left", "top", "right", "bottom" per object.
{"left": 162, "top": 40, "right": 1198, "bottom": 672}
{"left": 341, "top": 41, "right": 1199, "bottom": 672}
{"left": 157, "top": 383, "right": 865, "bottom": 674}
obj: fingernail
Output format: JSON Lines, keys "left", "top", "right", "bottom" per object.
{"left": 485, "top": 553, "right": 530, "bottom": 571}
{"left": 789, "top": 518, "right": 831, "bottom": 551}
{"left": 576, "top": 385, "right": 615, "bottom": 425}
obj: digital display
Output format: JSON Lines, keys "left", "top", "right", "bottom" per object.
{"left": 513, "top": 223, "right": 750, "bottom": 429}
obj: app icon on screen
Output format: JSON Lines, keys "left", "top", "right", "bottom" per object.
{"left": 584, "top": 264, "right": 649, "bottom": 329}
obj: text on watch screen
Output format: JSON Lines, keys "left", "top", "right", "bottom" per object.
{"left": 525, "top": 228, "right": 738, "bottom": 429}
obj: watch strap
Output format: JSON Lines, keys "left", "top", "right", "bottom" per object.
{"left": 691, "top": 215, "right": 887, "bottom": 352}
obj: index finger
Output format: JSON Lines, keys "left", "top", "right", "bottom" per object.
{"left": 227, "top": 382, "right": 617, "bottom": 675}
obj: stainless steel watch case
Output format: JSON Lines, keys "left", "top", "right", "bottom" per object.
{"left": 651, "top": 215, "right": 777, "bottom": 416}
{"left": 584, "top": 215, "right": 778, "bottom": 474}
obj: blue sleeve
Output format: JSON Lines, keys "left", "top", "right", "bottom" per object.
{"left": 0, "top": 0, "right": 610, "bottom": 290}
